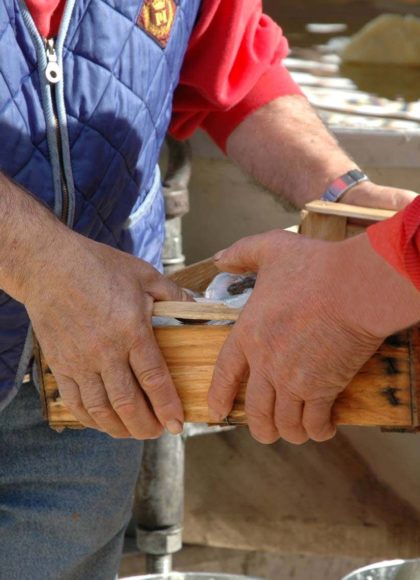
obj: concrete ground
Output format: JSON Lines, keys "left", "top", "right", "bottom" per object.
{"left": 119, "top": 428, "right": 420, "bottom": 579}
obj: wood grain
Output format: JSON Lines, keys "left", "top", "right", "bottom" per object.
{"left": 411, "top": 326, "right": 420, "bottom": 429}
{"left": 304, "top": 200, "right": 396, "bottom": 222}
{"left": 169, "top": 258, "right": 220, "bottom": 293}
{"left": 41, "top": 326, "right": 417, "bottom": 430}
{"left": 40, "top": 202, "right": 420, "bottom": 432}
{"left": 300, "top": 211, "right": 347, "bottom": 241}
{"left": 153, "top": 301, "right": 240, "bottom": 322}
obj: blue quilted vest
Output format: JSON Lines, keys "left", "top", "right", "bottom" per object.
{"left": 0, "top": 0, "right": 201, "bottom": 410}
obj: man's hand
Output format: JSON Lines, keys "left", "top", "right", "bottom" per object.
{"left": 0, "top": 173, "right": 191, "bottom": 439}
{"left": 227, "top": 95, "right": 418, "bottom": 211}
{"left": 208, "top": 230, "right": 420, "bottom": 445}
{"left": 342, "top": 180, "right": 418, "bottom": 211}
{"left": 23, "top": 230, "right": 190, "bottom": 439}
{"left": 0, "top": 173, "right": 191, "bottom": 440}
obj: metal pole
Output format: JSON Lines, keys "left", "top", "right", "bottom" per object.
{"left": 135, "top": 432, "right": 185, "bottom": 575}
{"left": 162, "top": 137, "right": 192, "bottom": 275}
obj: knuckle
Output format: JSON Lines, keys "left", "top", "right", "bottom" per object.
{"left": 208, "top": 388, "right": 234, "bottom": 412}
{"left": 111, "top": 396, "right": 137, "bottom": 418}
{"left": 64, "top": 397, "right": 85, "bottom": 415}
{"left": 138, "top": 367, "right": 168, "bottom": 394}
{"left": 274, "top": 410, "right": 302, "bottom": 430}
{"left": 86, "top": 404, "right": 114, "bottom": 421}
{"left": 211, "top": 369, "right": 237, "bottom": 396}
{"left": 246, "top": 406, "right": 277, "bottom": 443}
{"left": 130, "top": 328, "right": 151, "bottom": 350}
{"left": 88, "top": 337, "right": 108, "bottom": 359}
{"left": 246, "top": 400, "right": 272, "bottom": 423}
{"left": 153, "top": 399, "right": 179, "bottom": 418}
{"left": 141, "top": 266, "right": 159, "bottom": 285}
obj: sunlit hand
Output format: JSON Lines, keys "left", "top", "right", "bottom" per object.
{"left": 208, "top": 230, "right": 420, "bottom": 445}
{"left": 25, "top": 230, "right": 191, "bottom": 440}
{"left": 342, "top": 181, "right": 418, "bottom": 211}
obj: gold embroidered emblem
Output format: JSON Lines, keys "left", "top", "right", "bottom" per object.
{"left": 138, "top": 0, "right": 177, "bottom": 48}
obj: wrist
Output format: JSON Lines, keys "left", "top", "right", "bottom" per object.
{"left": 340, "top": 181, "right": 419, "bottom": 211}
{"left": 328, "top": 233, "right": 420, "bottom": 339}
{"left": 339, "top": 180, "right": 383, "bottom": 208}
{"left": 0, "top": 220, "right": 71, "bottom": 304}
{"left": 321, "top": 170, "right": 368, "bottom": 203}
{"left": 0, "top": 175, "right": 70, "bottom": 303}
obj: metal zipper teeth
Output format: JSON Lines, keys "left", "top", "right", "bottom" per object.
{"left": 19, "top": 0, "right": 73, "bottom": 226}
{"left": 45, "top": 38, "right": 70, "bottom": 224}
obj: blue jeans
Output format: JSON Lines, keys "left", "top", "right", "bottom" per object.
{"left": 0, "top": 382, "right": 143, "bottom": 580}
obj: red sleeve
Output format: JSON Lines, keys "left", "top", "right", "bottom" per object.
{"left": 368, "top": 197, "right": 420, "bottom": 291}
{"left": 170, "top": 0, "right": 303, "bottom": 152}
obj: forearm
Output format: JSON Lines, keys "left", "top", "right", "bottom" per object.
{"left": 334, "top": 233, "right": 420, "bottom": 338}
{"left": 0, "top": 173, "right": 69, "bottom": 302}
{"left": 226, "top": 95, "right": 361, "bottom": 208}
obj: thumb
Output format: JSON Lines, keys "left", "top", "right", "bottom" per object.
{"left": 214, "top": 233, "right": 271, "bottom": 274}
{"left": 147, "top": 272, "right": 194, "bottom": 303}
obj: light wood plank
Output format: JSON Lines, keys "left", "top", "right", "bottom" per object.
{"left": 40, "top": 203, "right": 419, "bottom": 432}
{"left": 305, "top": 200, "right": 396, "bottom": 222}
{"left": 153, "top": 301, "right": 240, "bottom": 322}
{"left": 300, "top": 211, "right": 347, "bottom": 241}
{"left": 42, "top": 327, "right": 416, "bottom": 430}
{"left": 169, "top": 258, "right": 219, "bottom": 293}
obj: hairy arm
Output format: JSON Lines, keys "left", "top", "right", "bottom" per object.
{"left": 0, "top": 173, "right": 67, "bottom": 301}
{"left": 209, "top": 230, "right": 420, "bottom": 444}
{"left": 0, "top": 173, "right": 188, "bottom": 439}
{"left": 226, "top": 95, "right": 417, "bottom": 210}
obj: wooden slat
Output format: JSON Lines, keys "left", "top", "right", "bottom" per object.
{"left": 41, "top": 201, "right": 419, "bottom": 432}
{"left": 412, "top": 326, "right": 420, "bottom": 429}
{"left": 346, "top": 224, "right": 367, "bottom": 238}
{"left": 305, "top": 200, "right": 396, "bottom": 222}
{"left": 153, "top": 301, "right": 240, "bottom": 322}
{"left": 334, "top": 332, "right": 414, "bottom": 426}
{"left": 300, "top": 211, "right": 347, "bottom": 241}
{"left": 168, "top": 258, "right": 219, "bottom": 293}
{"left": 42, "top": 326, "right": 416, "bottom": 430}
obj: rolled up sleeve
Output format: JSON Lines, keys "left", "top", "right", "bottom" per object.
{"left": 170, "top": 0, "right": 302, "bottom": 152}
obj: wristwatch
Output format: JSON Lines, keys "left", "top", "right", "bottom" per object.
{"left": 321, "top": 169, "right": 369, "bottom": 203}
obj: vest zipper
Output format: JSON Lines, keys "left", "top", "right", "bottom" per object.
{"left": 44, "top": 38, "right": 69, "bottom": 225}
{"left": 16, "top": 0, "right": 77, "bottom": 394}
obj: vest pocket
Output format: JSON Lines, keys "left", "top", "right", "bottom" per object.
{"left": 120, "top": 166, "right": 165, "bottom": 270}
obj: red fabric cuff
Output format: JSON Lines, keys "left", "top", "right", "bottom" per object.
{"left": 368, "top": 197, "right": 420, "bottom": 291}
{"left": 201, "top": 64, "right": 303, "bottom": 152}
{"left": 401, "top": 196, "right": 420, "bottom": 290}
{"left": 367, "top": 213, "right": 408, "bottom": 278}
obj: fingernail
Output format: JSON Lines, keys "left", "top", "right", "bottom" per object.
{"left": 208, "top": 408, "right": 225, "bottom": 423}
{"left": 214, "top": 250, "right": 225, "bottom": 262}
{"left": 166, "top": 419, "right": 183, "bottom": 435}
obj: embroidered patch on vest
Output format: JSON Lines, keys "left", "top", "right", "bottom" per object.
{"left": 138, "top": 0, "right": 177, "bottom": 48}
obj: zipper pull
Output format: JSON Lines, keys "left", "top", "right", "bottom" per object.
{"left": 45, "top": 38, "right": 62, "bottom": 84}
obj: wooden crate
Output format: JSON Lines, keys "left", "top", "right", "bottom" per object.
{"left": 39, "top": 201, "right": 420, "bottom": 431}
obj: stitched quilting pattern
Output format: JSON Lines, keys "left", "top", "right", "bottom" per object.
{"left": 0, "top": 0, "right": 201, "bottom": 404}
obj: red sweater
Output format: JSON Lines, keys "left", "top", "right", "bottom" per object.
{"left": 24, "top": 0, "right": 420, "bottom": 292}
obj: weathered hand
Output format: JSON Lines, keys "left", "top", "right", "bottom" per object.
{"left": 24, "top": 230, "right": 190, "bottom": 439}
{"left": 342, "top": 181, "right": 418, "bottom": 211}
{"left": 208, "top": 230, "right": 419, "bottom": 445}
